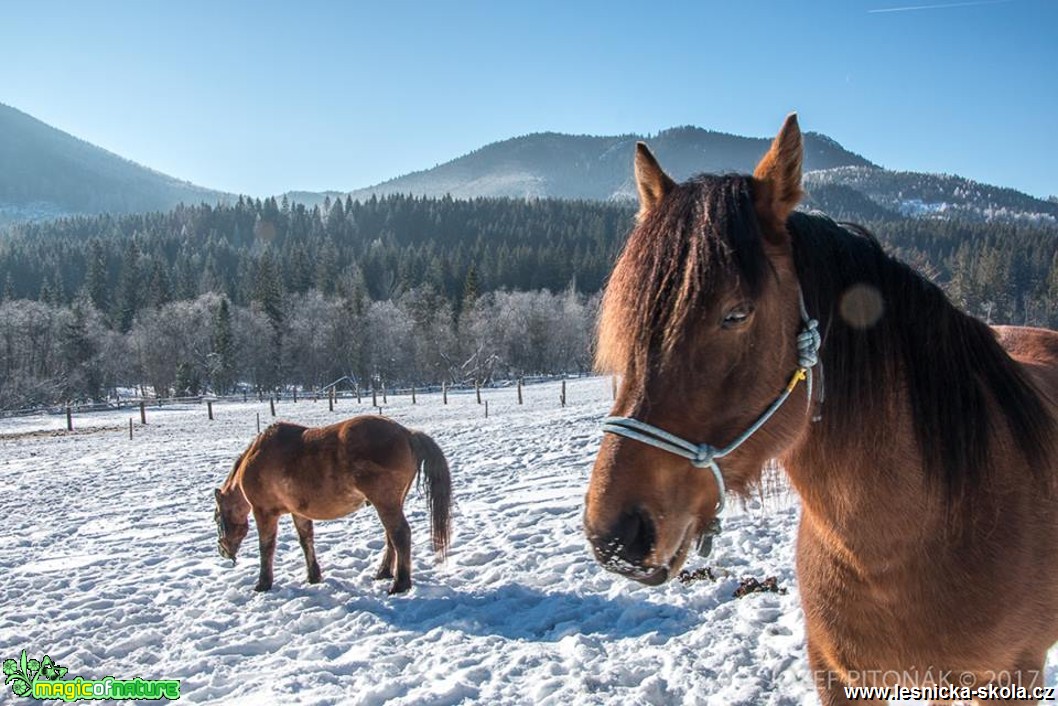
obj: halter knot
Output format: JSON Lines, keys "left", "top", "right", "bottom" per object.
{"left": 690, "top": 446, "right": 718, "bottom": 468}
{"left": 797, "top": 317, "right": 820, "bottom": 369}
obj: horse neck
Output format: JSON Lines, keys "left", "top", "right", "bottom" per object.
{"left": 782, "top": 386, "right": 942, "bottom": 562}
{"left": 220, "top": 449, "right": 252, "bottom": 516}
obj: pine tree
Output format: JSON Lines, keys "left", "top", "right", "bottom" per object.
{"left": 463, "top": 265, "right": 480, "bottom": 304}
{"left": 327, "top": 197, "right": 345, "bottom": 236}
{"left": 61, "top": 297, "right": 102, "bottom": 401}
{"left": 146, "top": 260, "right": 173, "bottom": 309}
{"left": 173, "top": 361, "right": 201, "bottom": 397}
{"left": 115, "top": 241, "right": 142, "bottom": 333}
{"left": 83, "top": 240, "right": 109, "bottom": 312}
{"left": 210, "top": 297, "right": 236, "bottom": 394}
{"left": 253, "top": 251, "right": 285, "bottom": 391}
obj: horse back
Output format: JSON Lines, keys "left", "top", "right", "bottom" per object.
{"left": 995, "top": 325, "right": 1058, "bottom": 410}
{"left": 239, "top": 417, "right": 415, "bottom": 520}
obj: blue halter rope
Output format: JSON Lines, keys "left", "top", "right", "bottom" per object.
{"left": 602, "top": 291, "right": 821, "bottom": 515}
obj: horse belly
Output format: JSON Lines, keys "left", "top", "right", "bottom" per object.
{"left": 284, "top": 470, "right": 367, "bottom": 520}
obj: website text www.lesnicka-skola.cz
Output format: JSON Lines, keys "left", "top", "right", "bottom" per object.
{"left": 844, "top": 683, "right": 1056, "bottom": 701}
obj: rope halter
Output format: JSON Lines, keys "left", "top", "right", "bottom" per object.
{"left": 602, "top": 290, "right": 821, "bottom": 515}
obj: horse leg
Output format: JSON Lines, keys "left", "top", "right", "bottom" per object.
{"left": 973, "top": 654, "right": 1047, "bottom": 705}
{"left": 375, "top": 506, "right": 411, "bottom": 594}
{"left": 373, "top": 534, "right": 395, "bottom": 581}
{"left": 807, "top": 640, "right": 886, "bottom": 706}
{"left": 253, "top": 509, "right": 280, "bottom": 592}
{"left": 292, "top": 515, "right": 322, "bottom": 584}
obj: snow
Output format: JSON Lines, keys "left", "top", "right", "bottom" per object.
{"left": 1, "top": 377, "right": 1054, "bottom": 705}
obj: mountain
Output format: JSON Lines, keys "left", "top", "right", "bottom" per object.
{"left": 337, "top": 127, "right": 1056, "bottom": 225}
{"left": 5, "top": 101, "right": 1053, "bottom": 228}
{"left": 343, "top": 127, "right": 875, "bottom": 203}
{"left": 0, "top": 103, "right": 230, "bottom": 224}
{"left": 803, "top": 166, "right": 1058, "bottom": 225}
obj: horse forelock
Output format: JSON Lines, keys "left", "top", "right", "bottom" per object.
{"left": 596, "top": 174, "right": 769, "bottom": 382}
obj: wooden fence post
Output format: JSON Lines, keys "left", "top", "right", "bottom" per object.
{"left": 140, "top": 401, "right": 146, "bottom": 425}
{"left": 412, "top": 386, "right": 417, "bottom": 404}
{"left": 328, "top": 389, "right": 334, "bottom": 412}
{"left": 372, "top": 386, "right": 377, "bottom": 407}
{"left": 207, "top": 400, "right": 214, "bottom": 420}
{"left": 66, "top": 406, "right": 73, "bottom": 431}
{"left": 443, "top": 382, "right": 448, "bottom": 405}
{"left": 561, "top": 380, "right": 566, "bottom": 407}
{"left": 129, "top": 418, "right": 133, "bottom": 440}
{"left": 517, "top": 378, "right": 523, "bottom": 405}
{"left": 476, "top": 380, "right": 481, "bottom": 405}
{"left": 257, "top": 412, "right": 261, "bottom": 433}
{"left": 382, "top": 382, "right": 387, "bottom": 404}
{"left": 270, "top": 397, "right": 276, "bottom": 417}
{"left": 485, "top": 400, "right": 489, "bottom": 418}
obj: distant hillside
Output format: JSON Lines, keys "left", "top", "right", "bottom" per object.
{"left": 335, "top": 127, "right": 1055, "bottom": 225}
{"left": 804, "top": 166, "right": 1058, "bottom": 225}
{"left": 344, "top": 127, "right": 875, "bottom": 203}
{"left": 5, "top": 101, "right": 1053, "bottom": 228}
{"left": 0, "top": 103, "right": 230, "bottom": 224}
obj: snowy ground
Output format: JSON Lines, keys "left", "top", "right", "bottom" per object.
{"left": 0, "top": 377, "right": 1054, "bottom": 705}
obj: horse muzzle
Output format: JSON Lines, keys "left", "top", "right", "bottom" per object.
{"left": 217, "top": 542, "right": 237, "bottom": 564}
{"left": 586, "top": 506, "right": 675, "bottom": 585}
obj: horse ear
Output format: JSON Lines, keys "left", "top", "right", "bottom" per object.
{"left": 753, "top": 113, "right": 803, "bottom": 227}
{"left": 634, "top": 142, "right": 675, "bottom": 219}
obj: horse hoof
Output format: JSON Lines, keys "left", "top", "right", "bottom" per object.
{"left": 387, "top": 581, "right": 411, "bottom": 595}
{"left": 374, "top": 569, "right": 394, "bottom": 581}
{"left": 308, "top": 573, "right": 322, "bottom": 584}
{"left": 254, "top": 581, "right": 272, "bottom": 592}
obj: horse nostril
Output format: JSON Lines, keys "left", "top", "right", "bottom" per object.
{"left": 597, "top": 507, "right": 656, "bottom": 568}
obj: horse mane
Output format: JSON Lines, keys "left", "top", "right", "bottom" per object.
{"left": 220, "top": 447, "right": 249, "bottom": 493}
{"left": 788, "top": 211, "right": 1054, "bottom": 504}
{"left": 220, "top": 422, "right": 307, "bottom": 493}
{"left": 597, "top": 172, "right": 1054, "bottom": 506}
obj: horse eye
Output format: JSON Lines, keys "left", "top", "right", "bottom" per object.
{"left": 722, "top": 305, "right": 753, "bottom": 328}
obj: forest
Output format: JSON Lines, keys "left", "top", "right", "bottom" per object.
{"left": 1, "top": 192, "right": 1056, "bottom": 410}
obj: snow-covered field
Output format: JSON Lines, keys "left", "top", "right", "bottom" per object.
{"left": 1, "top": 377, "right": 1054, "bottom": 705}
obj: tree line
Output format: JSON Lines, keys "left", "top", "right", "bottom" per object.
{"left": 1, "top": 192, "right": 1056, "bottom": 409}
{"left": 0, "top": 286, "right": 596, "bottom": 409}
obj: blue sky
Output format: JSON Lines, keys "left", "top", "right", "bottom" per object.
{"left": 2, "top": 0, "right": 1056, "bottom": 198}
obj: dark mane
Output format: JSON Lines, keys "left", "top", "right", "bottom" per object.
{"left": 596, "top": 174, "right": 767, "bottom": 376}
{"left": 788, "top": 210, "right": 1054, "bottom": 503}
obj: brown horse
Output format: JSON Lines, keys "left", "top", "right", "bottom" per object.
{"left": 215, "top": 415, "right": 451, "bottom": 595}
{"left": 585, "top": 114, "right": 1058, "bottom": 704}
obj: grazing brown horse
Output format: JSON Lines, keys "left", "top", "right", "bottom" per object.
{"left": 584, "top": 114, "right": 1058, "bottom": 704}
{"left": 215, "top": 415, "right": 451, "bottom": 595}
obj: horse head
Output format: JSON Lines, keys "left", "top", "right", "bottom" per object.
{"left": 214, "top": 486, "right": 250, "bottom": 563}
{"left": 584, "top": 114, "right": 816, "bottom": 583}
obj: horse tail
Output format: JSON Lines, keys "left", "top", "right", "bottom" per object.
{"left": 408, "top": 430, "right": 452, "bottom": 560}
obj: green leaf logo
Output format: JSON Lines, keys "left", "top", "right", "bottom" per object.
{"left": 3, "top": 650, "right": 67, "bottom": 698}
